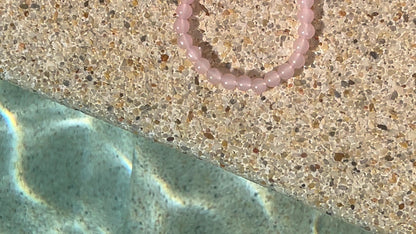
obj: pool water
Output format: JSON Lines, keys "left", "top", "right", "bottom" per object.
{"left": 0, "top": 79, "right": 371, "bottom": 233}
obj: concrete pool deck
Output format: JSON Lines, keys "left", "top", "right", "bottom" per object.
{"left": 1, "top": 0, "right": 415, "bottom": 232}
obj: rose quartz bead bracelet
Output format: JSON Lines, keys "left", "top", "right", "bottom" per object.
{"left": 174, "top": 0, "right": 315, "bottom": 94}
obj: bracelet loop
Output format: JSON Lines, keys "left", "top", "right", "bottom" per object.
{"left": 174, "top": 0, "right": 315, "bottom": 94}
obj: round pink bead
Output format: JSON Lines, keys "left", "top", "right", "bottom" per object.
{"left": 277, "top": 63, "right": 295, "bottom": 81}
{"left": 178, "top": 33, "right": 193, "bottom": 49}
{"left": 252, "top": 78, "right": 267, "bottom": 94}
{"left": 186, "top": 46, "right": 201, "bottom": 61}
{"left": 297, "top": 8, "right": 314, "bottom": 23}
{"left": 298, "top": 23, "right": 315, "bottom": 39}
{"left": 180, "top": 0, "right": 194, "bottom": 4}
{"left": 176, "top": 4, "right": 193, "bottom": 19}
{"left": 265, "top": 71, "right": 281, "bottom": 87}
{"left": 297, "top": 0, "right": 314, "bottom": 8}
{"left": 237, "top": 75, "right": 252, "bottom": 91}
{"left": 194, "top": 58, "right": 210, "bottom": 74}
{"left": 293, "top": 37, "right": 309, "bottom": 54}
{"left": 174, "top": 18, "right": 190, "bottom": 34}
{"left": 221, "top": 73, "right": 237, "bottom": 90}
{"left": 288, "top": 53, "right": 305, "bottom": 69}
{"left": 206, "top": 68, "right": 222, "bottom": 85}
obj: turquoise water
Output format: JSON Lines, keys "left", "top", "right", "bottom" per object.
{"left": 0, "top": 79, "right": 371, "bottom": 233}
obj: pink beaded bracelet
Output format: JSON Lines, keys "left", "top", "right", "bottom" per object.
{"left": 174, "top": 0, "right": 315, "bottom": 94}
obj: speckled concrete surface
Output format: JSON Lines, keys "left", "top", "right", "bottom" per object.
{"left": 0, "top": 0, "right": 415, "bottom": 232}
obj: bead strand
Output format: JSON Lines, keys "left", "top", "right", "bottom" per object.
{"left": 174, "top": 0, "right": 315, "bottom": 94}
